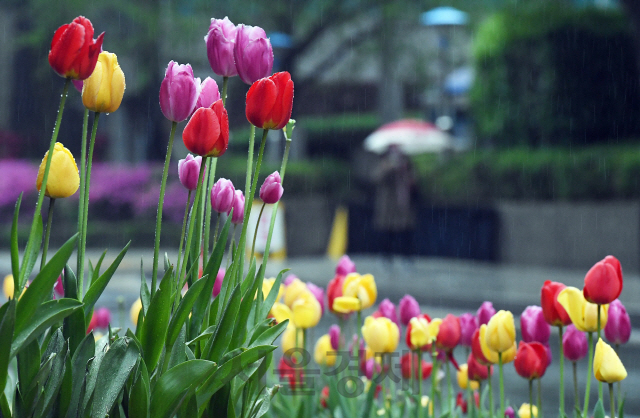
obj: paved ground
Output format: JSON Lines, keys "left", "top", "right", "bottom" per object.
{"left": 2, "top": 248, "right": 639, "bottom": 415}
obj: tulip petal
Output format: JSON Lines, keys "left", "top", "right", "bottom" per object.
{"left": 594, "top": 338, "right": 627, "bottom": 383}
{"left": 246, "top": 78, "right": 277, "bottom": 129}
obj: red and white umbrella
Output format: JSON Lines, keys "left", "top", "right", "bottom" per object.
{"left": 363, "top": 119, "right": 453, "bottom": 155}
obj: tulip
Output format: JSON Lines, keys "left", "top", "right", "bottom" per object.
{"left": 593, "top": 338, "right": 627, "bottom": 383}
{"left": 278, "top": 356, "right": 303, "bottom": 389}
{"left": 583, "top": 256, "right": 623, "bottom": 305}
{"left": 459, "top": 313, "right": 478, "bottom": 348}
{"left": 540, "top": 280, "right": 571, "bottom": 326}
{"left": 314, "top": 334, "right": 336, "bottom": 367}
{"left": 205, "top": 17, "right": 238, "bottom": 77}
{"left": 399, "top": 295, "right": 421, "bottom": 326}
{"left": 329, "top": 325, "right": 341, "bottom": 350}
{"left": 159, "top": 61, "right": 198, "bottom": 122}
{"left": 327, "top": 274, "right": 347, "bottom": 315}
{"left": 212, "top": 268, "right": 225, "bottom": 297}
{"left": 230, "top": 189, "right": 245, "bottom": 224}
{"left": 72, "top": 79, "right": 84, "bottom": 92}
{"left": 364, "top": 357, "right": 382, "bottom": 380}
{"left": 517, "top": 404, "right": 537, "bottom": 418}
{"left": 234, "top": 24, "right": 274, "bottom": 84}
{"left": 281, "top": 324, "right": 301, "bottom": 353}
{"left": 94, "top": 307, "right": 111, "bottom": 328}
{"left": 283, "top": 274, "right": 298, "bottom": 286}
{"left": 36, "top": 142, "right": 80, "bottom": 199}
{"left": 562, "top": 324, "right": 588, "bottom": 361}
{"left": 437, "top": 314, "right": 461, "bottom": 351}
{"left": 485, "top": 310, "right": 516, "bottom": 353}
{"left": 477, "top": 301, "right": 496, "bottom": 326}
{"left": 270, "top": 303, "right": 292, "bottom": 325}
{"left": 604, "top": 299, "right": 631, "bottom": 345}
{"left": 81, "top": 51, "right": 125, "bottom": 113}
{"left": 262, "top": 277, "right": 284, "bottom": 302}
{"left": 130, "top": 298, "right": 142, "bottom": 325}
{"left": 306, "top": 282, "right": 325, "bottom": 314}
{"left": 182, "top": 99, "right": 229, "bottom": 157}
{"left": 479, "top": 324, "right": 516, "bottom": 364}
{"left": 259, "top": 171, "right": 284, "bottom": 204}
{"left": 504, "top": 406, "right": 516, "bottom": 418}
{"left": 193, "top": 77, "right": 221, "bottom": 113}
{"left": 209, "top": 178, "right": 235, "bottom": 213}
{"left": 333, "top": 273, "right": 377, "bottom": 313}
{"left": 471, "top": 328, "right": 491, "bottom": 366}
{"left": 284, "top": 278, "right": 308, "bottom": 307}
{"left": 557, "top": 286, "right": 608, "bottom": 333}
{"left": 514, "top": 341, "right": 548, "bottom": 380}
{"left": 3, "top": 274, "right": 14, "bottom": 299}
{"left": 457, "top": 364, "right": 480, "bottom": 390}
{"left": 336, "top": 255, "right": 356, "bottom": 276}
{"left": 407, "top": 315, "right": 437, "bottom": 351}
{"left": 320, "top": 386, "right": 329, "bottom": 408}
{"left": 362, "top": 316, "right": 399, "bottom": 354}
{"left": 456, "top": 391, "right": 468, "bottom": 413}
{"left": 372, "top": 298, "right": 398, "bottom": 326}
{"left": 520, "top": 305, "right": 550, "bottom": 344}
{"left": 467, "top": 353, "right": 491, "bottom": 381}
{"left": 291, "top": 290, "right": 322, "bottom": 329}
{"left": 48, "top": 16, "right": 104, "bottom": 80}
{"left": 54, "top": 276, "right": 64, "bottom": 297}
{"left": 246, "top": 72, "right": 294, "bottom": 130}
{"left": 400, "top": 352, "right": 433, "bottom": 379}
{"left": 178, "top": 154, "right": 203, "bottom": 191}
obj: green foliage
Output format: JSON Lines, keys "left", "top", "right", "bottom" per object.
{"left": 471, "top": 4, "right": 640, "bottom": 147}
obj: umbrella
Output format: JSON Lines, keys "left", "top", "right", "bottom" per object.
{"left": 363, "top": 119, "right": 453, "bottom": 155}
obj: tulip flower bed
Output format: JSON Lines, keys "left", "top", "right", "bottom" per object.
{"left": 0, "top": 12, "right": 632, "bottom": 418}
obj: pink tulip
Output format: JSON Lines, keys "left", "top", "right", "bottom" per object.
{"left": 335, "top": 255, "right": 356, "bottom": 276}
{"left": 230, "top": 189, "right": 245, "bottom": 224}
{"left": 94, "top": 307, "right": 111, "bottom": 328}
{"left": 364, "top": 358, "right": 381, "bottom": 380}
{"left": 259, "top": 171, "right": 284, "bottom": 204}
{"left": 205, "top": 17, "right": 238, "bottom": 77}
{"left": 213, "top": 268, "right": 225, "bottom": 297}
{"left": 398, "top": 295, "right": 420, "bottom": 326}
{"left": 306, "top": 282, "right": 325, "bottom": 314}
{"left": 329, "top": 325, "right": 341, "bottom": 350}
{"left": 234, "top": 24, "right": 273, "bottom": 84}
{"left": 504, "top": 406, "right": 515, "bottom": 418}
{"left": 283, "top": 274, "right": 298, "bottom": 286}
{"left": 211, "top": 178, "right": 235, "bottom": 214}
{"left": 605, "top": 299, "right": 631, "bottom": 345}
{"left": 562, "top": 324, "right": 588, "bottom": 362}
{"left": 476, "top": 301, "right": 496, "bottom": 326}
{"left": 372, "top": 298, "right": 398, "bottom": 326}
{"left": 459, "top": 312, "right": 478, "bottom": 347}
{"left": 54, "top": 275, "right": 64, "bottom": 297}
{"left": 178, "top": 154, "right": 202, "bottom": 191}
{"left": 159, "top": 61, "right": 198, "bottom": 122}
{"left": 193, "top": 77, "right": 221, "bottom": 114}
{"left": 520, "top": 305, "right": 551, "bottom": 344}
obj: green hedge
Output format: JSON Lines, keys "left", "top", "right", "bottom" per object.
{"left": 412, "top": 146, "right": 640, "bottom": 203}
{"left": 471, "top": 5, "right": 640, "bottom": 147}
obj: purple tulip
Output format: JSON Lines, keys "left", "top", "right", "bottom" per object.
{"left": 283, "top": 274, "right": 298, "bottom": 286}
{"left": 476, "top": 301, "right": 496, "bottom": 326}
{"left": 230, "top": 189, "right": 245, "bottom": 224}
{"left": 306, "top": 282, "right": 325, "bottom": 314}
{"left": 211, "top": 178, "right": 235, "bottom": 214}
{"left": 399, "top": 295, "right": 421, "bottom": 326}
{"left": 259, "top": 171, "right": 284, "bottom": 204}
{"left": 72, "top": 79, "right": 84, "bottom": 93}
{"left": 605, "top": 299, "right": 631, "bottom": 345}
{"left": 375, "top": 298, "right": 399, "bottom": 326}
{"left": 54, "top": 275, "right": 64, "bottom": 297}
{"left": 193, "top": 77, "right": 221, "bottom": 113}
{"left": 159, "top": 61, "right": 198, "bottom": 122}
{"left": 562, "top": 324, "right": 588, "bottom": 362}
{"left": 336, "top": 255, "right": 356, "bottom": 276}
{"left": 364, "top": 358, "right": 381, "bottom": 380}
{"left": 459, "top": 313, "right": 478, "bottom": 347}
{"left": 520, "top": 305, "right": 551, "bottom": 344}
{"left": 348, "top": 334, "right": 365, "bottom": 357}
{"left": 504, "top": 406, "right": 515, "bottom": 418}
{"left": 205, "top": 17, "right": 238, "bottom": 77}
{"left": 329, "top": 325, "right": 341, "bottom": 350}
{"left": 94, "top": 307, "right": 111, "bottom": 328}
{"left": 544, "top": 341, "right": 553, "bottom": 366}
{"left": 234, "top": 24, "right": 273, "bottom": 84}
{"left": 178, "top": 154, "right": 202, "bottom": 191}
{"left": 213, "top": 268, "right": 225, "bottom": 297}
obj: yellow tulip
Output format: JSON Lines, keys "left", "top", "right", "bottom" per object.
{"left": 282, "top": 323, "right": 302, "bottom": 354}
{"left": 420, "top": 396, "right": 434, "bottom": 415}
{"left": 262, "top": 277, "right": 284, "bottom": 302}
{"left": 130, "top": 298, "right": 142, "bottom": 325}
{"left": 593, "top": 338, "right": 627, "bottom": 383}
{"left": 457, "top": 364, "right": 479, "bottom": 391}
{"left": 314, "top": 334, "right": 337, "bottom": 367}
{"left": 333, "top": 272, "right": 377, "bottom": 313}
{"left": 409, "top": 316, "right": 441, "bottom": 348}
{"left": 517, "top": 403, "right": 538, "bottom": 418}
{"left": 332, "top": 296, "right": 360, "bottom": 314}
{"left": 485, "top": 310, "right": 516, "bottom": 353}
{"left": 557, "top": 286, "right": 608, "bottom": 333}
{"left": 94, "top": 332, "right": 104, "bottom": 342}
{"left": 479, "top": 324, "right": 516, "bottom": 364}
{"left": 361, "top": 316, "right": 399, "bottom": 354}
{"left": 3, "top": 274, "right": 14, "bottom": 299}
{"left": 283, "top": 278, "right": 308, "bottom": 307}
{"left": 82, "top": 51, "right": 125, "bottom": 113}
{"left": 270, "top": 302, "right": 292, "bottom": 324}
{"left": 36, "top": 142, "right": 80, "bottom": 199}
{"left": 291, "top": 290, "right": 321, "bottom": 329}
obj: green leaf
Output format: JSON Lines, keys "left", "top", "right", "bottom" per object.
{"left": 0, "top": 300, "right": 16, "bottom": 393}
{"left": 64, "top": 332, "right": 95, "bottom": 418}
{"left": 90, "top": 250, "right": 107, "bottom": 288}
{"left": 82, "top": 336, "right": 109, "bottom": 415}
{"left": 164, "top": 252, "right": 171, "bottom": 273}
{"left": 34, "top": 340, "right": 69, "bottom": 418}
{"left": 63, "top": 264, "right": 86, "bottom": 355}
{"left": 250, "top": 320, "right": 288, "bottom": 348}
{"left": 83, "top": 241, "right": 131, "bottom": 321}
{"left": 204, "top": 284, "right": 242, "bottom": 361}
{"left": 168, "top": 326, "right": 187, "bottom": 370}
{"left": 16, "top": 233, "right": 77, "bottom": 332}
{"left": 149, "top": 360, "right": 218, "bottom": 418}
{"left": 140, "top": 259, "right": 151, "bottom": 317}
{"left": 166, "top": 274, "right": 208, "bottom": 348}
{"left": 11, "top": 298, "right": 83, "bottom": 358}
{"left": 141, "top": 267, "right": 173, "bottom": 372}
{"left": 19, "top": 205, "right": 44, "bottom": 289}
{"left": 10, "top": 194, "right": 22, "bottom": 282}
{"left": 229, "top": 264, "right": 264, "bottom": 348}
{"left": 593, "top": 399, "right": 605, "bottom": 418}
{"left": 128, "top": 358, "right": 150, "bottom": 418}
{"left": 259, "top": 269, "right": 288, "bottom": 320}
{"left": 24, "top": 352, "right": 55, "bottom": 413}
{"left": 619, "top": 396, "right": 625, "bottom": 418}
{"left": 91, "top": 337, "right": 140, "bottom": 418}
{"left": 251, "top": 385, "right": 280, "bottom": 418}
{"left": 17, "top": 337, "right": 40, "bottom": 397}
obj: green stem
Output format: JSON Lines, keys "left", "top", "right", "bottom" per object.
{"left": 430, "top": 357, "right": 438, "bottom": 418}
{"left": 213, "top": 214, "right": 220, "bottom": 244}
{"left": 573, "top": 361, "right": 580, "bottom": 412}
{"left": 609, "top": 383, "right": 616, "bottom": 418}
{"left": 499, "top": 352, "right": 504, "bottom": 418}
{"left": 221, "top": 77, "right": 229, "bottom": 106}
{"left": 446, "top": 358, "right": 452, "bottom": 414}
{"left": 529, "top": 380, "right": 534, "bottom": 418}
{"left": 203, "top": 158, "right": 218, "bottom": 264}
{"left": 537, "top": 378, "right": 542, "bottom": 417}
{"left": 302, "top": 328, "right": 307, "bottom": 390}
{"left": 584, "top": 332, "right": 594, "bottom": 418}
{"left": 22, "top": 78, "right": 69, "bottom": 291}
{"left": 251, "top": 203, "right": 266, "bottom": 257}
{"left": 79, "top": 111, "right": 100, "bottom": 298}
{"left": 152, "top": 121, "right": 177, "bottom": 295}
{"left": 597, "top": 305, "right": 603, "bottom": 401}
{"left": 175, "top": 190, "right": 192, "bottom": 299}
{"left": 488, "top": 368, "right": 494, "bottom": 418}
{"left": 417, "top": 351, "right": 423, "bottom": 396}
{"left": 244, "top": 125, "right": 256, "bottom": 205}
{"left": 559, "top": 325, "right": 565, "bottom": 416}
{"left": 615, "top": 344, "right": 621, "bottom": 409}
{"left": 76, "top": 108, "right": 89, "bottom": 290}
{"left": 39, "top": 198, "right": 56, "bottom": 271}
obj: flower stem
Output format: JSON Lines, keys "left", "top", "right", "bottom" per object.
{"left": 559, "top": 325, "right": 565, "bottom": 415}
{"left": 152, "top": 121, "right": 177, "bottom": 295}
{"left": 615, "top": 344, "right": 622, "bottom": 409}
{"left": 529, "top": 380, "right": 534, "bottom": 418}
{"left": 175, "top": 190, "right": 192, "bottom": 298}
{"left": 221, "top": 76, "right": 229, "bottom": 106}
{"left": 417, "top": 350, "right": 423, "bottom": 397}
{"left": 430, "top": 357, "right": 438, "bottom": 418}
{"left": 609, "top": 383, "right": 616, "bottom": 418}
{"left": 39, "top": 198, "right": 56, "bottom": 271}
{"left": 499, "top": 352, "right": 505, "bottom": 418}
{"left": 250, "top": 202, "right": 266, "bottom": 258}
{"left": 79, "top": 111, "right": 100, "bottom": 298}
{"left": 445, "top": 358, "right": 452, "bottom": 414}
{"left": 573, "top": 361, "right": 580, "bottom": 412}
{"left": 76, "top": 108, "right": 89, "bottom": 290}
{"left": 22, "top": 78, "right": 69, "bottom": 291}
{"left": 584, "top": 332, "right": 594, "bottom": 418}
{"left": 597, "top": 305, "right": 603, "bottom": 401}
{"left": 537, "top": 378, "right": 542, "bottom": 417}
{"left": 203, "top": 158, "right": 218, "bottom": 265}
{"left": 488, "top": 368, "right": 494, "bottom": 418}
{"left": 244, "top": 125, "right": 256, "bottom": 205}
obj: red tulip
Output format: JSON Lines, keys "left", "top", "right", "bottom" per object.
{"left": 456, "top": 392, "right": 468, "bottom": 413}
{"left": 182, "top": 99, "right": 229, "bottom": 157}
{"left": 400, "top": 352, "right": 433, "bottom": 380}
{"left": 48, "top": 16, "right": 104, "bottom": 80}
{"left": 246, "top": 72, "right": 294, "bottom": 130}
{"left": 583, "top": 256, "right": 623, "bottom": 305}
{"left": 540, "top": 280, "right": 571, "bottom": 327}
{"left": 278, "top": 356, "right": 303, "bottom": 390}
{"left": 514, "top": 341, "right": 548, "bottom": 380}
{"left": 405, "top": 313, "right": 432, "bottom": 351}
{"left": 467, "top": 353, "right": 491, "bottom": 381}
{"left": 471, "top": 328, "right": 491, "bottom": 366}
{"left": 320, "top": 386, "right": 329, "bottom": 408}
{"left": 436, "top": 314, "right": 461, "bottom": 351}
{"left": 327, "top": 274, "right": 346, "bottom": 315}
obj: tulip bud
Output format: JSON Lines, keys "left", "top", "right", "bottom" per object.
{"left": 399, "top": 295, "right": 421, "bottom": 326}
{"left": 593, "top": 338, "right": 627, "bottom": 383}
{"left": 583, "top": 256, "right": 623, "bottom": 305}
{"left": 234, "top": 24, "right": 274, "bottom": 84}
{"left": 605, "top": 299, "right": 631, "bottom": 345}
{"left": 285, "top": 119, "right": 296, "bottom": 140}
{"left": 281, "top": 324, "right": 300, "bottom": 353}
{"left": 333, "top": 273, "right": 377, "bottom": 313}
{"left": 329, "top": 325, "right": 341, "bottom": 350}
{"left": 130, "top": 298, "right": 142, "bottom": 325}
{"left": 193, "top": 77, "right": 221, "bottom": 114}
{"left": 479, "top": 324, "right": 517, "bottom": 364}
{"left": 485, "top": 310, "right": 516, "bottom": 353}
{"left": 205, "top": 17, "right": 238, "bottom": 78}
{"left": 477, "top": 301, "right": 496, "bottom": 326}
{"left": 182, "top": 99, "right": 229, "bottom": 157}
{"left": 3, "top": 274, "right": 14, "bottom": 299}
{"left": 82, "top": 51, "right": 125, "bottom": 113}
{"left": 372, "top": 298, "right": 398, "bottom": 326}
{"left": 36, "top": 142, "right": 80, "bottom": 199}
{"left": 284, "top": 278, "right": 308, "bottom": 307}
{"left": 270, "top": 302, "right": 292, "bottom": 325}
{"left": 262, "top": 277, "right": 284, "bottom": 302}
{"left": 520, "top": 305, "right": 551, "bottom": 344}
{"left": 400, "top": 352, "right": 432, "bottom": 380}
{"left": 178, "top": 154, "right": 202, "bottom": 191}
{"left": 314, "top": 334, "right": 336, "bottom": 367}
{"left": 159, "top": 61, "right": 198, "bottom": 122}
{"left": 456, "top": 364, "right": 479, "bottom": 390}
{"left": 362, "top": 316, "right": 399, "bottom": 354}
{"left": 407, "top": 315, "right": 436, "bottom": 351}
{"left": 259, "top": 171, "right": 284, "bottom": 204}
{"left": 364, "top": 357, "right": 382, "bottom": 380}
{"left": 504, "top": 406, "right": 516, "bottom": 418}
{"left": 306, "top": 282, "right": 325, "bottom": 314}
{"left": 211, "top": 178, "right": 235, "bottom": 214}
{"left": 557, "top": 286, "right": 608, "bottom": 333}
{"left": 54, "top": 275, "right": 64, "bottom": 297}
{"left": 517, "top": 404, "right": 538, "bottom": 418}
{"left": 48, "top": 16, "right": 104, "bottom": 80}
{"left": 336, "top": 255, "right": 356, "bottom": 276}
{"left": 437, "top": 314, "right": 462, "bottom": 352}
{"left": 458, "top": 312, "right": 478, "bottom": 348}
{"left": 467, "top": 352, "right": 491, "bottom": 381}
{"left": 212, "top": 268, "right": 225, "bottom": 297}
{"left": 320, "top": 386, "right": 329, "bottom": 408}
{"left": 540, "top": 280, "right": 571, "bottom": 326}
{"left": 246, "top": 72, "right": 294, "bottom": 130}
{"left": 292, "top": 290, "right": 322, "bottom": 329}
{"left": 471, "top": 328, "right": 491, "bottom": 366}
{"left": 230, "top": 189, "right": 245, "bottom": 224}
{"left": 327, "top": 274, "right": 347, "bottom": 315}
{"left": 562, "top": 324, "right": 588, "bottom": 362}
{"left": 514, "top": 341, "right": 548, "bottom": 380}
{"left": 93, "top": 307, "right": 111, "bottom": 328}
